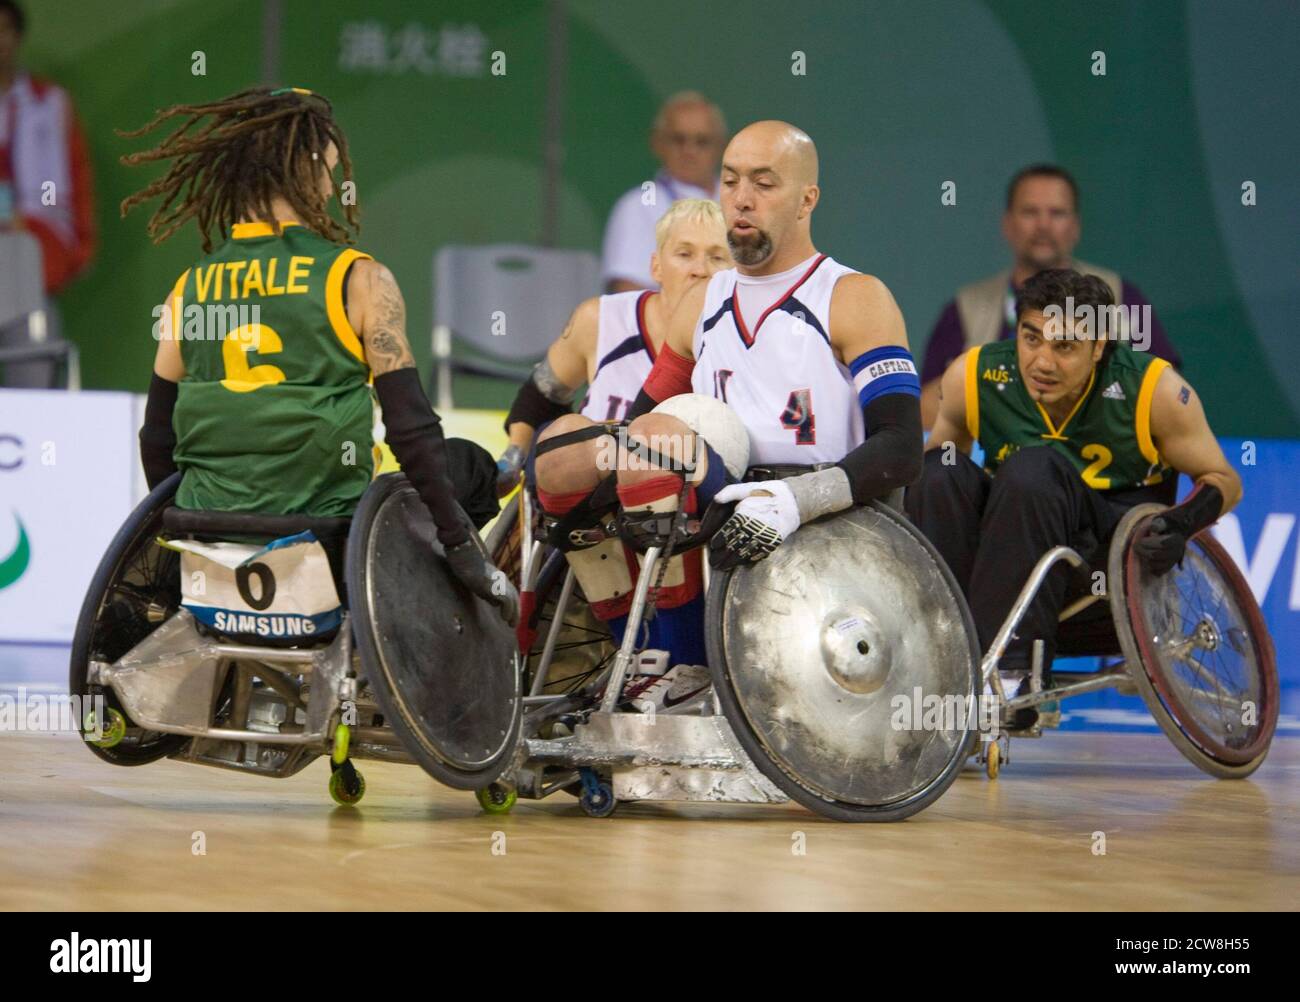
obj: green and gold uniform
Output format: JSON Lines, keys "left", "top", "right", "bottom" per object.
{"left": 964, "top": 339, "right": 1172, "bottom": 495}
{"left": 168, "top": 221, "right": 375, "bottom": 516}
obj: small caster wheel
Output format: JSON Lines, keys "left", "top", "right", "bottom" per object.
{"left": 577, "top": 768, "right": 616, "bottom": 818}
{"left": 476, "top": 783, "right": 517, "bottom": 815}
{"left": 85, "top": 707, "right": 127, "bottom": 749}
{"left": 329, "top": 760, "right": 366, "bottom": 805}
{"left": 985, "top": 739, "right": 1001, "bottom": 780}
{"left": 331, "top": 723, "right": 351, "bottom": 765}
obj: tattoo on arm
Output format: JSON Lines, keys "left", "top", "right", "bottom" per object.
{"left": 1179, "top": 385, "right": 1191, "bottom": 405}
{"left": 363, "top": 266, "right": 415, "bottom": 375}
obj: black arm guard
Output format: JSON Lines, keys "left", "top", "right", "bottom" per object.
{"left": 375, "top": 367, "right": 470, "bottom": 549}
{"left": 504, "top": 375, "right": 572, "bottom": 433}
{"left": 834, "top": 391, "right": 924, "bottom": 505}
{"left": 139, "top": 373, "right": 179, "bottom": 490}
{"left": 1164, "top": 482, "right": 1225, "bottom": 537}
{"left": 625, "top": 387, "right": 658, "bottom": 422}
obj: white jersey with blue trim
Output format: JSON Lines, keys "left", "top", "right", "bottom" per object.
{"left": 580, "top": 290, "right": 658, "bottom": 422}
{"left": 690, "top": 254, "right": 865, "bottom": 466}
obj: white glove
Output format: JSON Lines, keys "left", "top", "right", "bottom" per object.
{"left": 710, "top": 480, "right": 801, "bottom": 567}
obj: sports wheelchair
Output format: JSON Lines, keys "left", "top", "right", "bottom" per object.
{"left": 70, "top": 471, "right": 520, "bottom": 805}
{"left": 971, "top": 503, "right": 1279, "bottom": 779}
{"left": 475, "top": 480, "right": 982, "bottom": 823}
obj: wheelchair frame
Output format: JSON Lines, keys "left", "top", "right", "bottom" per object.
{"left": 971, "top": 503, "right": 1279, "bottom": 779}
{"left": 71, "top": 474, "right": 410, "bottom": 805}
{"left": 483, "top": 489, "right": 982, "bottom": 822}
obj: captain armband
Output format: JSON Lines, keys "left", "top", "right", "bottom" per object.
{"left": 835, "top": 346, "right": 924, "bottom": 505}
{"left": 849, "top": 345, "right": 921, "bottom": 408}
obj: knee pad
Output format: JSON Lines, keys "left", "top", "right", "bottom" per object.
{"left": 615, "top": 474, "right": 703, "bottom": 612}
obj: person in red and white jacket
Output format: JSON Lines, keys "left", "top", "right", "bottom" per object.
{"left": 0, "top": 1, "right": 96, "bottom": 386}
{"left": 0, "top": 0, "right": 96, "bottom": 298}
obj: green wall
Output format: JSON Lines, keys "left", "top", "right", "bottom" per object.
{"left": 20, "top": 0, "right": 1299, "bottom": 437}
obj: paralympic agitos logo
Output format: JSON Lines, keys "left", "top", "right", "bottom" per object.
{"left": 0, "top": 433, "right": 32, "bottom": 591}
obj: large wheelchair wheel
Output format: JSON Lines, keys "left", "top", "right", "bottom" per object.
{"left": 1109, "top": 504, "right": 1279, "bottom": 779}
{"left": 706, "top": 502, "right": 981, "bottom": 822}
{"left": 488, "top": 494, "right": 615, "bottom": 701}
{"left": 347, "top": 473, "right": 523, "bottom": 790}
{"left": 68, "top": 473, "right": 190, "bottom": 765}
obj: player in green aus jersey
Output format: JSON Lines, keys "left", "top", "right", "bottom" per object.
{"left": 908, "top": 268, "right": 1240, "bottom": 691}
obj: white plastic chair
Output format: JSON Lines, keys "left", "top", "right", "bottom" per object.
{"left": 430, "top": 244, "right": 600, "bottom": 409}
{"left": 0, "top": 230, "right": 79, "bottom": 389}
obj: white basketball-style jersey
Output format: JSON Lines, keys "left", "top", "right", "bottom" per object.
{"left": 691, "top": 254, "right": 864, "bottom": 466}
{"left": 580, "top": 290, "right": 658, "bottom": 422}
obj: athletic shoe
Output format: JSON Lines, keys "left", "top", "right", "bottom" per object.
{"left": 622, "top": 664, "right": 712, "bottom": 714}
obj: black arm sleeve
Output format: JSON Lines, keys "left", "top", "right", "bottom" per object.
{"left": 1165, "top": 482, "right": 1224, "bottom": 536}
{"left": 504, "top": 376, "right": 572, "bottom": 433}
{"left": 139, "top": 373, "right": 179, "bottom": 490}
{"left": 374, "top": 368, "right": 470, "bottom": 549}
{"left": 834, "top": 392, "right": 924, "bottom": 505}
{"left": 625, "top": 387, "right": 658, "bottom": 422}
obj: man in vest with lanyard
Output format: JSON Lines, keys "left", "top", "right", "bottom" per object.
{"left": 918, "top": 164, "right": 1181, "bottom": 429}
{"left": 909, "top": 268, "right": 1240, "bottom": 717}
{"left": 121, "top": 86, "right": 516, "bottom": 625}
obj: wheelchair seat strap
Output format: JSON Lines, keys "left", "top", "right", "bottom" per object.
{"left": 543, "top": 474, "right": 621, "bottom": 551}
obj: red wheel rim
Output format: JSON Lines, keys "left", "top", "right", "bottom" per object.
{"left": 1124, "top": 518, "right": 1278, "bottom": 764}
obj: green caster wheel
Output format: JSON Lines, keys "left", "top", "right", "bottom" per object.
{"left": 85, "top": 707, "right": 127, "bottom": 749}
{"left": 328, "top": 761, "right": 366, "bottom": 806}
{"left": 475, "top": 783, "right": 517, "bottom": 815}
{"left": 331, "top": 723, "right": 351, "bottom": 765}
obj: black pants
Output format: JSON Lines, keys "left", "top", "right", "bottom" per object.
{"left": 323, "top": 436, "right": 500, "bottom": 596}
{"left": 904, "top": 447, "right": 1165, "bottom": 667}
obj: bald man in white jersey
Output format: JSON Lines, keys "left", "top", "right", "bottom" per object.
{"left": 534, "top": 121, "right": 924, "bottom": 709}
{"left": 627, "top": 121, "right": 923, "bottom": 564}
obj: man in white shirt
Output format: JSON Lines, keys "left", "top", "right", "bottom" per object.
{"left": 600, "top": 91, "right": 726, "bottom": 293}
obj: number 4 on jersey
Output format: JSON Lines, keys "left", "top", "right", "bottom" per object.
{"left": 780, "top": 388, "right": 815, "bottom": 444}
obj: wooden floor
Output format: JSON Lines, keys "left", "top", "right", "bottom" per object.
{"left": 2, "top": 729, "right": 1297, "bottom": 911}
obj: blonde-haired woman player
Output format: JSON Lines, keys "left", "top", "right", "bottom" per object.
{"left": 497, "top": 198, "right": 732, "bottom": 487}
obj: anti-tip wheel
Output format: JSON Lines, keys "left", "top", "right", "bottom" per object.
{"left": 476, "top": 783, "right": 518, "bottom": 815}
{"left": 331, "top": 723, "right": 351, "bottom": 765}
{"left": 985, "top": 739, "right": 1001, "bottom": 779}
{"left": 328, "top": 763, "right": 366, "bottom": 806}
{"left": 85, "top": 707, "right": 127, "bottom": 749}
{"left": 579, "top": 780, "right": 616, "bottom": 818}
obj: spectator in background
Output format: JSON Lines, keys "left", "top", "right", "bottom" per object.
{"left": 919, "top": 164, "right": 1179, "bottom": 428}
{"left": 600, "top": 91, "right": 725, "bottom": 293}
{"left": 0, "top": 0, "right": 96, "bottom": 387}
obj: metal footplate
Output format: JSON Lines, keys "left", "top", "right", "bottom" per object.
{"left": 519, "top": 710, "right": 789, "bottom": 805}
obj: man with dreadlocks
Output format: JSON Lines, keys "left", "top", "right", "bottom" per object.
{"left": 122, "top": 86, "right": 517, "bottom": 624}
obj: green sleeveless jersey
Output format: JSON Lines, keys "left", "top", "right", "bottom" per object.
{"left": 964, "top": 340, "right": 1172, "bottom": 494}
{"left": 169, "top": 221, "right": 376, "bottom": 516}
